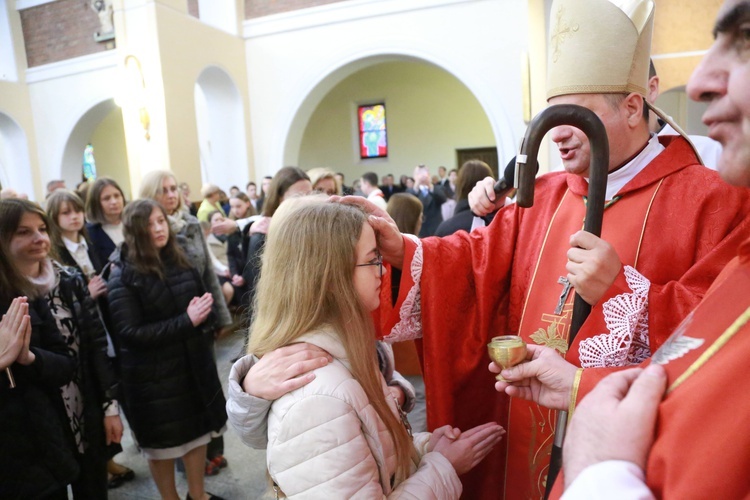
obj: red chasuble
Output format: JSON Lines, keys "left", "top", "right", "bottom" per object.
{"left": 382, "top": 137, "right": 750, "bottom": 499}
{"left": 554, "top": 236, "right": 750, "bottom": 498}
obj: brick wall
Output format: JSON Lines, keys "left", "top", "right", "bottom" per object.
{"left": 20, "top": 0, "right": 113, "bottom": 68}
{"left": 245, "top": 0, "right": 349, "bottom": 19}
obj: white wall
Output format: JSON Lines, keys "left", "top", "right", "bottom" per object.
{"left": 0, "top": 112, "right": 34, "bottom": 197}
{"left": 243, "top": 0, "right": 529, "bottom": 180}
{"left": 194, "top": 66, "right": 249, "bottom": 192}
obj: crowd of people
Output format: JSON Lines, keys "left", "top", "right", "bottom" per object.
{"left": 2, "top": 0, "right": 749, "bottom": 498}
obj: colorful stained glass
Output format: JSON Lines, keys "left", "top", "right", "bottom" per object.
{"left": 82, "top": 143, "right": 97, "bottom": 181}
{"left": 358, "top": 104, "right": 388, "bottom": 158}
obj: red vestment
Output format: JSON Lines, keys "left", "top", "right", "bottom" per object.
{"left": 382, "top": 137, "right": 750, "bottom": 499}
{"left": 554, "top": 235, "right": 750, "bottom": 498}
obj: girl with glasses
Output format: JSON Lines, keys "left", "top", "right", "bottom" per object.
{"left": 236, "top": 198, "right": 504, "bottom": 497}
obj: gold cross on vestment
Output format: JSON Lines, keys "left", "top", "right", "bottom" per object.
{"left": 551, "top": 6, "right": 579, "bottom": 63}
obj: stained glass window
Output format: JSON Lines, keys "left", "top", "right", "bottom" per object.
{"left": 358, "top": 103, "right": 387, "bottom": 159}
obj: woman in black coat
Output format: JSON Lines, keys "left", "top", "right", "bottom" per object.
{"left": 1, "top": 198, "right": 123, "bottom": 499}
{"left": 107, "top": 199, "right": 226, "bottom": 500}
{"left": 0, "top": 205, "right": 78, "bottom": 499}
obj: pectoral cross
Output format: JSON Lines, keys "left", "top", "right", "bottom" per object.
{"left": 555, "top": 276, "right": 572, "bottom": 315}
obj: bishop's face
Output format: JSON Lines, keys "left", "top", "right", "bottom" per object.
{"left": 687, "top": 0, "right": 750, "bottom": 188}
{"left": 548, "top": 93, "right": 633, "bottom": 177}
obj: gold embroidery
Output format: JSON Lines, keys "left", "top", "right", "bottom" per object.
{"left": 531, "top": 309, "right": 571, "bottom": 354}
{"left": 568, "top": 368, "right": 583, "bottom": 418}
{"left": 551, "top": 6, "right": 579, "bottom": 63}
{"left": 668, "top": 306, "right": 750, "bottom": 394}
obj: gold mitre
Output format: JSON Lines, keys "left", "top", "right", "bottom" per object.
{"left": 546, "top": 0, "right": 654, "bottom": 100}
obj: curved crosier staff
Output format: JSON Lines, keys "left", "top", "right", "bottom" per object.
{"left": 495, "top": 103, "right": 609, "bottom": 498}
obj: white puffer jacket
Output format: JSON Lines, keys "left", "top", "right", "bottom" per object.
{"left": 267, "top": 328, "right": 462, "bottom": 499}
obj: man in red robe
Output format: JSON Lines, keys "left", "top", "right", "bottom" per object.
{"left": 356, "top": 0, "right": 750, "bottom": 498}
{"left": 495, "top": 4, "right": 750, "bottom": 496}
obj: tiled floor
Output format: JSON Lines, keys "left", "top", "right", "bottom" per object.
{"left": 107, "top": 328, "right": 426, "bottom": 500}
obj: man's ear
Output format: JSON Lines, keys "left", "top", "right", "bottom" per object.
{"left": 623, "top": 93, "right": 646, "bottom": 128}
{"left": 647, "top": 75, "right": 660, "bottom": 104}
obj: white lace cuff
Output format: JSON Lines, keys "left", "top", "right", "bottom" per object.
{"left": 384, "top": 235, "right": 423, "bottom": 343}
{"left": 578, "top": 266, "right": 651, "bottom": 367}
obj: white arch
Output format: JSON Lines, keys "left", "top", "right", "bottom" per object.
{"left": 59, "top": 98, "right": 119, "bottom": 187}
{"left": 279, "top": 50, "right": 518, "bottom": 175}
{"left": 195, "top": 66, "right": 249, "bottom": 191}
{"left": 0, "top": 113, "right": 34, "bottom": 199}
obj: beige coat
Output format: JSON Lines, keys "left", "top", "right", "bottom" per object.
{"left": 267, "top": 328, "right": 462, "bottom": 499}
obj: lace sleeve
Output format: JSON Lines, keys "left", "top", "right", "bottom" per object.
{"left": 384, "top": 235, "right": 424, "bottom": 343}
{"left": 578, "top": 266, "right": 651, "bottom": 368}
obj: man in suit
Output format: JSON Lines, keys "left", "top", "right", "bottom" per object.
{"left": 408, "top": 165, "right": 447, "bottom": 237}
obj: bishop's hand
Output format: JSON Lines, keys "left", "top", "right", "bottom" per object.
{"left": 335, "top": 195, "right": 405, "bottom": 269}
{"left": 468, "top": 177, "right": 504, "bottom": 217}
{"left": 490, "top": 344, "right": 578, "bottom": 411}
{"left": 566, "top": 230, "right": 622, "bottom": 305}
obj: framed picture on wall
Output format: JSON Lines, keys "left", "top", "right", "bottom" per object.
{"left": 358, "top": 103, "right": 388, "bottom": 159}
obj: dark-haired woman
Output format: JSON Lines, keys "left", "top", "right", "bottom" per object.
{"left": 107, "top": 199, "right": 227, "bottom": 500}
{"left": 0, "top": 219, "right": 78, "bottom": 499}
{"left": 57, "top": 186, "right": 135, "bottom": 487}
{"left": 1, "top": 198, "right": 122, "bottom": 499}
{"left": 434, "top": 160, "right": 494, "bottom": 237}
{"left": 85, "top": 177, "right": 127, "bottom": 267}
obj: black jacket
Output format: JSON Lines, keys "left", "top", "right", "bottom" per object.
{"left": 434, "top": 198, "right": 474, "bottom": 237}
{"left": 409, "top": 186, "right": 448, "bottom": 237}
{"left": 241, "top": 227, "right": 266, "bottom": 310}
{"left": 107, "top": 248, "right": 227, "bottom": 449}
{"left": 55, "top": 240, "right": 105, "bottom": 276}
{"left": 0, "top": 299, "right": 79, "bottom": 499}
{"left": 86, "top": 223, "right": 117, "bottom": 269}
{"left": 54, "top": 264, "right": 119, "bottom": 448}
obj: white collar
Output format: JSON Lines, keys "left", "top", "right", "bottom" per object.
{"left": 590, "top": 133, "right": 665, "bottom": 201}
{"left": 62, "top": 235, "right": 88, "bottom": 254}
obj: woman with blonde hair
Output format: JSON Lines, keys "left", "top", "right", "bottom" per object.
{"left": 306, "top": 167, "right": 341, "bottom": 196}
{"left": 243, "top": 200, "right": 504, "bottom": 497}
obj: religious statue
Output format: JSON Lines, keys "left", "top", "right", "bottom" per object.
{"left": 91, "top": 0, "right": 114, "bottom": 38}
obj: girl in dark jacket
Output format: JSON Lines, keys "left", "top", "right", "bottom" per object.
{"left": 85, "top": 177, "right": 127, "bottom": 267}
{"left": 0, "top": 201, "right": 78, "bottom": 500}
{"left": 107, "top": 199, "right": 227, "bottom": 500}
{"left": 50, "top": 188, "right": 135, "bottom": 489}
{"left": 1, "top": 198, "right": 123, "bottom": 499}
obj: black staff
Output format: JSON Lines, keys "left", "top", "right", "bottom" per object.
{"left": 496, "top": 103, "right": 609, "bottom": 498}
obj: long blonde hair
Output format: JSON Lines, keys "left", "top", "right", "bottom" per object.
{"left": 139, "top": 170, "right": 184, "bottom": 213}
{"left": 248, "top": 199, "right": 414, "bottom": 483}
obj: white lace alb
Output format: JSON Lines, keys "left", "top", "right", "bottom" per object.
{"left": 578, "top": 266, "right": 651, "bottom": 367}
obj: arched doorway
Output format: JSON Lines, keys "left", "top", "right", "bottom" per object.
{"left": 60, "top": 98, "right": 130, "bottom": 197}
{"left": 0, "top": 113, "right": 34, "bottom": 198}
{"left": 195, "top": 66, "right": 249, "bottom": 191}
{"left": 294, "top": 58, "right": 497, "bottom": 181}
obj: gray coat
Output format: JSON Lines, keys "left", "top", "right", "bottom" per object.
{"left": 172, "top": 212, "right": 232, "bottom": 328}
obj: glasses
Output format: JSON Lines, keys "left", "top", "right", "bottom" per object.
{"left": 356, "top": 254, "right": 384, "bottom": 278}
